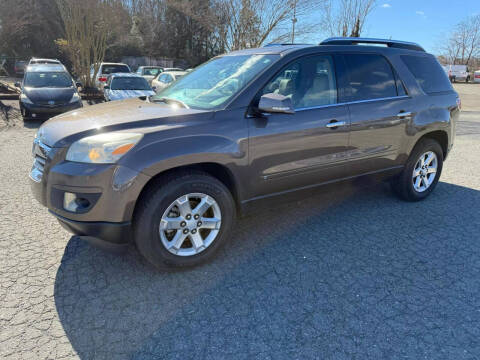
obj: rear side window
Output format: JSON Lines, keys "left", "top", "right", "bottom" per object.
{"left": 342, "top": 54, "right": 397, "bottom": 102}
{"left": 401, "top": 55, "right": 452, "bottom": 94}
{"left": 101, "top": 65, "right": 130, "bottom": 74}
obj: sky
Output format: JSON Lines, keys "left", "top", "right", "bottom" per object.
{"left": 309, "top": 0, "right": 480, "bottom": 54}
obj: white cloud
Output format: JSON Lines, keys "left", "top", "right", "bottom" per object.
{"left": 381, "top": 3, "right": 392, "bottom": 8}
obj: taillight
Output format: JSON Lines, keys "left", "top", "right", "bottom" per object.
{"left": 475, "top": 74, "right": 480, "bottom": 78}
{"left": 98, "top": 76, "right": 107, "bottom": 82}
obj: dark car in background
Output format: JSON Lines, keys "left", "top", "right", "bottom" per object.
{"left": 16, "top": 64, "right": 83, "bottom": 121}
{"left": 14, "top": 60, "right": 28, "bottom": 76}
{"left": 30, "top": 38, "right": 459, "bottom": 269}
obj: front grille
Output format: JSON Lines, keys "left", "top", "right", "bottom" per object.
{"left": 30, "top": 138, "right": 51, "bottom": 182}
{"left": 34, "top": 100, "right": 68, "bottom": 107}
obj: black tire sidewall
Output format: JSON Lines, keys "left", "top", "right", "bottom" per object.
{"left": 402, "top": 140, "right": 444, "bottom": 201}
{"left": 134, "top": 175, "right": 236, "bottom": 269}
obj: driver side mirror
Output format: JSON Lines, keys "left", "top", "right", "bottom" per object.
{"left": 258, "top": 93, "right": 294, "bottom": 114}
{"left": 14, "top": 82, "right": 20, "bottom": 88}
{"left": 152, "top": 86, "right": 157, "bottom": 91}
{"left": 75, "top": 82, "right": 82, "bottom": 88}
{"left": 103, "top": 85, "right": 109, "bottom": 90}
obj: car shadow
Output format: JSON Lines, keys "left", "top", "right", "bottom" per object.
{"left": 54, "top": 181, "right": 480, "bottom": 359}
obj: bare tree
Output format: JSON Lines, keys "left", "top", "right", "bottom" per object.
{"left": 55, "top": 0, "right": 111, "bottom": 88}
{"left": 321, "top": 0, "right": 377, "bottom": 38}
{"left": 441, "top": 15, "right": 480, "bottom": 65}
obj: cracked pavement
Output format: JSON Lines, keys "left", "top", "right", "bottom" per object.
{"left": 1, "top": 100, "right": 480, "bottom": 359}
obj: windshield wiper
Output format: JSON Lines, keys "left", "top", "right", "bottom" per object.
{"left": 149, "top": 96, "right": 189, "bottom": 109}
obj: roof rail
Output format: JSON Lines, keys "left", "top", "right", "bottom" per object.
{"left": 263, "top": 43, "right": 313, "bottom": 47}
{"left": 320, "top": 37, "right": 425, "bottom": 52}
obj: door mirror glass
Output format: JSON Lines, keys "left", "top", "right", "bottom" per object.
{"left": 14, "top": 82, "right": 20, "bottom": 88}
{"left": 103, "top": 85, "right": 109, "bottom": 90}
{"left": 75, "top": 82, "right": 82, "bottom": 88}
{"left": 258, "top": 93, "right": 294, "bottom": 114}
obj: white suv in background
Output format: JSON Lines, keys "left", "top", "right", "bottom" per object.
{"left": 90, "top": 62, "right": 131, "bottom": 89}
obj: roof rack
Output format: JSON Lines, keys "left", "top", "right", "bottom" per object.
{"left": 319, "top": 37, "right": 425, "bottom": 52}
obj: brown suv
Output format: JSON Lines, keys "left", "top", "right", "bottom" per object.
{"left": 30, "top": 38, "right": 460, "bottom": 268}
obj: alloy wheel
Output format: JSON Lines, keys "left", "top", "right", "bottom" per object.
{"left": 159, "top": 193, "right": 222, "bottom": 256}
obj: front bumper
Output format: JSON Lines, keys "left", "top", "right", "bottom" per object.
{"left": 53, "top": 211, "right": 132, "bottom": 249}
{"left": 21, "top": 101, "right": 82, "bottom": 119}
{"left": 30, "top": 142, "right": 151, "bottom": 245}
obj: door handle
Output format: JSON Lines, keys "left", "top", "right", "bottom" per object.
{"left": 326, "top": 120, "right": 346, "bottom": 129}
{"left": 397, "top": 111, "right": 412, "bottom": 118}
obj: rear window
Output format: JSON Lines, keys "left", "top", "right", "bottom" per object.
{"left": 110, "top": 77, "right": 151, "bottom": 90}
{"left": 401, "top": 55, "right": 452, "bottom": 94}
{"left": 342, "top": 54, "right": 398, "bottom": 101}
{"left": 101, "top": 65, "right": 130, "bottom": 74}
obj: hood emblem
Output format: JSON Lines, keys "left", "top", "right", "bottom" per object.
{"left": 48, "top": 100, "right": 55, "bottom": 105}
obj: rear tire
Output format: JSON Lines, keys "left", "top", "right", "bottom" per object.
{"left": 133, "top": 171, "right": 236, "bottom": 269}
{"left": 392, "top": 138, "right": 443, "bottom": 202}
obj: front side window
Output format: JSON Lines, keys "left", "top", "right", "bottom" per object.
{"left": 261, "top": 55, "right": 337, "bottom": 109}
{"left": 144, "top": 68, "right": 160, "bottom": 76}
{"left": 343, "top": 54, "right": 397, "bottom": 101}
{"left": 110, "top": 77, "right": 151, "bottom": 90}
{"left": 24, "top": 72, "right": 72, "bottom": 88}
{"left": 153, "top": 54, "right": 279, "bottom": 110}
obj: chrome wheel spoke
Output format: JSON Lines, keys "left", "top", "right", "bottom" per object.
{"left": 169, "top": 231, "right": 187, "bottom": 251}
{"left": 175, "top": 195, "right": 192, "bottom": 217}
{"left": 425, "top": 153, "right": 434, "bottom": 166}
{"left": 427, "top": 166, "right": 436, "bottom": 174}
{"left": 200, "top": 217, "right": 221, "bottom": 230}
{"left": 160, "top": 217, "right": 183, "bottom": 230}
{"left": 190, "top": 233, "right": 205, "bottom": 250}
{"left": 413, "top": 168, "right": 421, "bottom": 178}
{"left": 192, "top": 196, "right": 213, "bottom": 217}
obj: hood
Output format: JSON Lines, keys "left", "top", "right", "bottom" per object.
{"left": 36, "top": 97, "right": 210, "bottom": 147}
{"left": 106, "top": 89, "right": 155, "bottom": 101}
{"left": 24, "top": 87, "right": 75, "bottom": 104}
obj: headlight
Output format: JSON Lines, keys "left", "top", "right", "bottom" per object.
{"left": 20, "top": 93, "right": 33, "bottom": 104}
{"left": 70, "top": 92, "right": 81, "bottom": 103}
{"left": 66, "top": 132, "right": 143, "bottom": 163}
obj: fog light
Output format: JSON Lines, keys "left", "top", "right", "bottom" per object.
{"left": 64, "top": 192, "right": 90, "bottom": 212}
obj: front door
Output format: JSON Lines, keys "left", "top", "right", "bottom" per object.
{"left": 248, "top": 54, "right": 350, "bottom": 199}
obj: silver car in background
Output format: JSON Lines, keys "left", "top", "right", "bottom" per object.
{"left": 90, "top": 62, "right": 131, "bottom": 89}
{"left": 103, "top": 73, "right": 155, "bottom": 101}
{"left": 151, "top": 70, "right": 187, "bottom": 92}
{"left": 135, "top": 66, "right": 163, "bottom": 84}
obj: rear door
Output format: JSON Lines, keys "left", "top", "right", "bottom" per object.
{"left": 338, "top": 53, "right": 414, "bottom": 173}
{"left": 248, "top": 54, "right": 351, "bottom": 198}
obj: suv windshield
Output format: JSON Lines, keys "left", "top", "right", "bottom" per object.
{"left": 152, "top": 54, "right": 279, "bottom": 110}
{"left": 111, "top": 77, "right": 151, "bottom": 90}
{"left": 24, "top": 72, "right": 72, "bottom": 88}
{"left": 102, "top": 65, "right": 130, "bottom": 74}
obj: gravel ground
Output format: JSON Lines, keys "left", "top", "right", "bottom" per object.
{"left": 1, "top": 97, "right": 480, "bottom": 359}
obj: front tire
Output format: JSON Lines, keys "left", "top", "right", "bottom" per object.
{"left": 133, "top": 171, "right": 236, "bottom": 269}
{"left": 392, "top": 138, "right": 443, "bottom": 202}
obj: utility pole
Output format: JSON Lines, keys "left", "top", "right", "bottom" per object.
{"left": 291, "top": 0, "right": 297, "bottom": 43}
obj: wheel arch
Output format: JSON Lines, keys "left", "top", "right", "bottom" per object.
{"left": 410, "top": 130, "right": 449, "bottom": 159}
{"left": 132, "top": 162, "right": 242, "bottom": 219}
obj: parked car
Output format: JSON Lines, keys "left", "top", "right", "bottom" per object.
{"left": 104, "top": 73, "right": 155, "bottom": 101}
{"left": 90, "top": 62, "right": 131, "bottom": 89}
{"left": 29, "top": 58, "right": 61, "bottom": 65}
{"left": 14, "top": 60, "right": 28, "bottom": 76}
{"left": 30, "top": 38, "right": 459, "bottom": 269}
{"left": 135, "top": 66, "right": 163, "bottom": 84}
{"left": 474, "top": 70, "right": 480, "bottom": 83}
{"left": 151, "top": 70, "right": 187, "bottom": 92}
{"left": 445, "top": 64, "right": 471, "bottom": 82}
{"left": 163, "top": 67, "right": 184, "bottom": 72}
{"left": 16, "top": 64, "right": 82, "bottom": 121}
